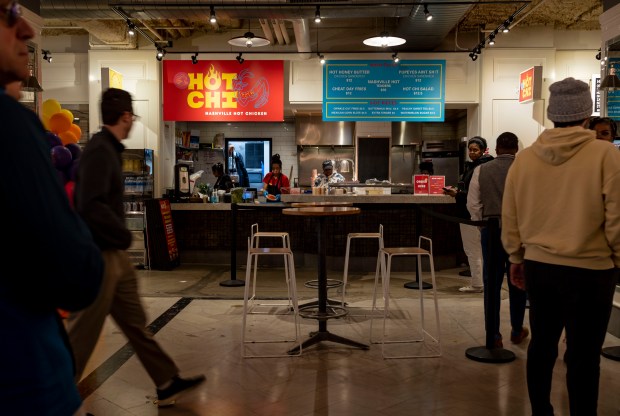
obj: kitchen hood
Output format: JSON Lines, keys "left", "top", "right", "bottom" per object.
{"left": 295, "top": 114, "right": 355, "bottom": 146}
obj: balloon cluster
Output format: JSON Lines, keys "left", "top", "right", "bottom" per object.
{"left": 41, "top": 99, "right": 82, "bottom": 146}
{"left": 42, "top": 99, "right": 83, "bottom": 207}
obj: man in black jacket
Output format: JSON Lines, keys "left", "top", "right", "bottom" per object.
{"left": 67, "top": 88, "right": 205, "bottom": 407}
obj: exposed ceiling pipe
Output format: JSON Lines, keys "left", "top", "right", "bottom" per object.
{"left": 271, "top": 19, "right": 285, "bottom": 45}
{"left": 292, "top": 19, "right": 311, "bottom": 59}
{"left": 278, "top": 20, "right": 291, "bottom": 45}
{"left": 259, "top": 18, "right": 274, "bottom": 44}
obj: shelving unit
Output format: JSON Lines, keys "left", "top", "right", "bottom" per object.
{"left": 123, "top": 149, "right": 154, "bottom": 268}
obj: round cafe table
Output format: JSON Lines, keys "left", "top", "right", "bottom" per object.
{"left": 291, "top": 201, "right": 353, "bottom": 208}
{"left": 283, "top": 206, "right": 369, "bottom": 354}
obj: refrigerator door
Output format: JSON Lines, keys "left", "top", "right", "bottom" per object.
{"left": 390, "top": 145, "right": 417, "bottom": 184}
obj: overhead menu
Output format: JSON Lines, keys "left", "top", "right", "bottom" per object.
{"left": 323, "top": 60, "right": 446, "bottom": 122}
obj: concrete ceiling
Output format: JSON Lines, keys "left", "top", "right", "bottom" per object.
{"left": 40, "top": 0, "right": 603, "bottom": 54}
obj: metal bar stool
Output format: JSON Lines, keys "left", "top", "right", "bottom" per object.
{"left": 241, "top": 233, "right": 301, "bottom": 358}
{"left": 371, "top": 236, "right": 441, "bottom": 359}
{"left": 342, "top": 224, "right": 384, "bottom": 309}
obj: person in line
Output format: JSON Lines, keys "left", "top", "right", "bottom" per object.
{"left": 212, "top": 162, "right": 234, "bottom": 191}
{"left": 0, "top": 2, "right": 104, "bottom": 415}
{"left": 444, "top": 136, "right": 494, "bottom": 293}
{"left": 588, "top": 116, "right": 617, "bottom": 142}
{"left": 313, "top": 159, "right": 345, "bottom": 188}
{"left": 262, "top": 153, "right": 290, "bottom": 200}
{"left": 228, "top": 145, "right": 249, "bottom": 187}
{"left": 467, "top": 132, "right": 528, "bottom": 349}
{"left": 502, "top": 77, "right": 620, "bottom": 415}
{"left": 67, "top": 88, "right": 205, "bottom": 408}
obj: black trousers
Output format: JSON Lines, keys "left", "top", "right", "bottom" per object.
{"left": 524, "top": 260, "right": 616, "bottom": 416}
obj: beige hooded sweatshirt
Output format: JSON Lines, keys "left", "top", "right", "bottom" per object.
{"left": 501, "top": 126, "right": 620, "bottom": 270}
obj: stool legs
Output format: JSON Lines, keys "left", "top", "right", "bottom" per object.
{"left": 242, "top": 237, "right": 301, "bottom": 358}
{"left": 342, "top": 225, "right": 384, "bottom": 309}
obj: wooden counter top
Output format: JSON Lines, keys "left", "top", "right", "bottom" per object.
{"left": 169, "top": 194, "right": 453, "bottom": 210}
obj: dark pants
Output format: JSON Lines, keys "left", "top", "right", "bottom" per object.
{"left": 481, "top": 226, "right": 527, "bottom": 337}
{"left": 524, "top": 260, "right": 616, "bottom": 416}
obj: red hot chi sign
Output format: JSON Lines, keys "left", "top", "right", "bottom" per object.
{"left": 519, "top": 66, "right": 542, "bottom": 104}
{"left": 163, "top": 60, "right": 284, "bottom": 122}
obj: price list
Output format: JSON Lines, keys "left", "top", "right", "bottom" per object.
{"left": 322, "top": 60, "right": 446, "bottom": 122}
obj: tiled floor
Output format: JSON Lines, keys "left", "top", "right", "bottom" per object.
{"left": 79, "top": 264, "right": 620, "bottom": 415}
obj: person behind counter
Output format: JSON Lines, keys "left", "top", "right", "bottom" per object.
{"left": 262, "top": 154, "right": 290, "bottom": 200}
{"left": 212, "top": 162, "right": 233, "bottom": 191}
{"left": 314, "top": 159, "right": 345, "bottom": 188}
{"left": 228, "top": 145, "right": 249, "bottom": 187}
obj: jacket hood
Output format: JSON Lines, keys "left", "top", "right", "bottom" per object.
{"left": 531, "top": 126, "right": 596, "bottom": 166}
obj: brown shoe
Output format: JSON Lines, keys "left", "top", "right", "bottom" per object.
{"left": 510, "top": 327, "right": 530, "bottom": 344}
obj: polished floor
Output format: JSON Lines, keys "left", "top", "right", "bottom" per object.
{"left": 79, "top": 264, "right": 620, "bottom": 416}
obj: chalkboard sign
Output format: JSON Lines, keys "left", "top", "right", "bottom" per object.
{"left": 357, "top": 137, "right": 390, "bottom": 183}
{"left": 144, "top": 198, "right": 180, "bottom": 270}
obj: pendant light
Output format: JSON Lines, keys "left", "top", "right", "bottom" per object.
{"left": 363, "top": 18, "right": 405, "bottom": 48}
{"left": 228, "top": 19, "right": 270, "bottom": 48}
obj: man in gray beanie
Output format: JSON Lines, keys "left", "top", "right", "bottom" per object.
{"left": 501, "top": 77, "right": 620, "bottom": 415}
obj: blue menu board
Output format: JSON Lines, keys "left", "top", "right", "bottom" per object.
{"left": 607, "top": 58, "right": 620, "bottom": 121}
{"left": 322, "top": 60, "right": 446, "bottom": 122}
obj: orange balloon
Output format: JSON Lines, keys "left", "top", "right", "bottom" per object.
{"left": 59, "top": 130, "right": 78, "bottom": 145}
{"left": 60, "top": 109, "right": 74, "bottom": 124}
{"left": 49, "top": 112, "right": 72, "bottom": 134}
{"left": 69, "top": 123, "right": 82, "bottom": 141}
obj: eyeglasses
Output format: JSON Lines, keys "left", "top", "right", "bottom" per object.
{"left": 0, "top": 1, "right": 21, "bottom": 28}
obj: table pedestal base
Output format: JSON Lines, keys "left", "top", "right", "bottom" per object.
{"left": 288, "top": 330, "right": 369, "bottom": 355}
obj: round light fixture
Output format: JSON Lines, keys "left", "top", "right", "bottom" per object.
{"left": 228, "top": 31, "right": 270, "bottom": 48}
{"left": 363, "top": 32, "right": 406, "bottom": 48}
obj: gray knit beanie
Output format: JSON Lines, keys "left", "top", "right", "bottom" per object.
{"left": 547, "top": 77, "right": 592, "bottom": 122}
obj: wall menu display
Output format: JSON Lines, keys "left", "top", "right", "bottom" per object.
{"left": 322, "top": 60, "right": 446, "bottom": 122}
{"left": 606, "top": 58, "right": 620, "bottom": 120}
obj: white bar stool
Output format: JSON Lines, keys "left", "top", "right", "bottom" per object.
{"left": 241, "top": 232, "right": 301, "bottom": 358}
{"left": 342, "top": 224, "right": 384, "bottom": 308}
{"left": 371, "top": 236, "right": 441, "bottom": 359}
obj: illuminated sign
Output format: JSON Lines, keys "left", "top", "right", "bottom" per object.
{"left": 519, "top": 66, "right": 542, "bottom": 103}
{"left": 163, "top": 60, "right": 284, "bottom": 122}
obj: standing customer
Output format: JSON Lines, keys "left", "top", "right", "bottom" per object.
{"left": 467, "top": 132, "right": 528, "bottom": 349}
{"left": 262, "top": 153, "right": 290, "bottom": 199}
{"left": 67, "top": 88, "right": 205, "bottom": 407}
{"left": 0, "top": 2, "right": 104, "bottom": 415}
{"left": 502, "top": 77, "right": 620, "bottom": 415}
{"left": 588, "top": 116, "right": 617, "bottom": 142}
{"left": 444, "top": 136, "right": 493, "bottom": 292}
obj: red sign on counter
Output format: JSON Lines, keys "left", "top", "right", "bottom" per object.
{"left": 163, "top": 60, "right": 284, "bottom": 122}
{"left": 429, "top": 175, "right": 446, "bottom": 194}
{"left": 414, "top": 174, "right": 430, "bottom": 194}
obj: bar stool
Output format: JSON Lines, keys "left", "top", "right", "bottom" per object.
{"left": 370, "top": 236, "right": 441, "bottom": 359}
{"left": 249, "top": 224, "right": 292, "bottom": 309}
{"left": 242, "top": 233, "right": 301, "bottom": 358}
{"left": 342, "top": 224, "right": 384, "bottom": 308}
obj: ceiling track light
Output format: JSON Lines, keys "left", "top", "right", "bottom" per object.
{"left": 236, "top": 52, "right": 245, "bottom": 64}
{"left": 42, "top": 49, "right": 52, "bottom": 63}
{"left": 209, "top": 6, "right": 217, "bottom": 24}
{"left": 314, "top": 6, "right": 321, "bottom": 23}
{"left": 126, "top": 20, "right": 136, "bottom": 36}
{"left": 596, "top": 48, "right": 601, "bottom": 60}
{"left": 392, "top": 52, "right": 400, "bottom": 63}
{"left": 469, "top": 4, "right": 526, "bottom": 63}
{"left": 191, "top": 52, "right": 199, "bottom": 64}
{"left": 423, "top": 4, "right": 432, "bottom": 21}
{"left": 317, "top": 53, "right": 325, "bottom": 64}
{"left": 156, "top": 48, "right": 166, "bottom": 61}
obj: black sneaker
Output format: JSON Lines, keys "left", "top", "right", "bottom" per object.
{"left": 458, "top": 268, "right": 472, "bottom": 277}
{"left": 156, "top": 375, "right": 206, "bottom": 407}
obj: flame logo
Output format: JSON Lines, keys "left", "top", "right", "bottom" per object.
{"left": 205, "top": 64, "right": 221, "bottom": 89}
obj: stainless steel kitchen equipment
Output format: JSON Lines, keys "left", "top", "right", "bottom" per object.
{"left": 421, "top": 139, "right": 461, "bottom": 187}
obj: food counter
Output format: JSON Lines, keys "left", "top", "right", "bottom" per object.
{"left": 167, "top": 195, "right": 460, "bottom": 271}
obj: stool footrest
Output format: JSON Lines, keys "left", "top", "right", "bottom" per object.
{"left": 298, "top": 305, "right": 348, "bottom": 320}
{"left": 304, "top": 279, "right": 343, "bottom": 289}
